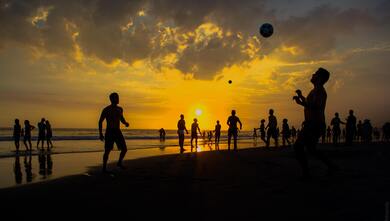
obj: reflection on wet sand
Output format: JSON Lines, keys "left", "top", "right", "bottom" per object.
{"left": 13, "top": 151, "right": 53, "bottom": 185}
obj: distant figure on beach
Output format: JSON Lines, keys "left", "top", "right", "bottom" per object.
{"left": 292, "top": 68, "right": 336, "bottom": 179}
{"left": 361, "top": 119, "right": 373, "bottom": 144}
{"left": 356, "top": 120, "right": 363, "bottom": 143}
{"left": 330, "top": 112, "right": 345, "bottom": 146}
{"left": 177, "top": 114, "right": 188, "bottom": 153}
{"left": 37, "top": 118, "right": 46, "bottom": 150}
{"left": 227, "top": 110, "right": 242, "bottom": 151}
{"left": 281, "top": 119, "right": 291, "bottom": 147}
{"left": 191, "top": 118, "right": 202, "bottom": 150}
{"left": 326, "top": 126, "right": 332, "bottom": 143}
{"left": 13, "top": 119, "right": 21, "bottom": 152}
{"left": 291, "top": 126, "right": 297, "bottom": 142}
{"left": 265, "top": 109, "right": 278, "bottom": 148}
{"left": 159, "top": 128, "right": 166, "bottom": 141}
{"left": 382, "top": 122, "right": 390, "bottom": 143}
{"left": 23, "top": 120, "right": 34, "bottom": 151}
{"left": 208, "top": 131, "right": 213, "bottom": 143}
{"left": 373, "top": 127, "right": 380, "bottom": 141}
{"left": 258, "top": 119, "right": 267, "bottom": 144}
{"left": 345, "top": 110, "right": 357, "bottom": 145}
{"left": 214, "top": 120, "right": 221, "bottom": 144}
{"left": 45, "top": 120, "right": 53, "bottom": 150}
{"left": 99, "top": 92, "right": 130, "bottom": 173}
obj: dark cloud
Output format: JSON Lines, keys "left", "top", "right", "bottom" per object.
{"left": 0, "top": 0, "right": 386, "bottom": 79}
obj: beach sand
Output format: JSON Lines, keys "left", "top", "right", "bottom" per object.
{"left": 1, "top": 143, "right": 390, "bottom": 220}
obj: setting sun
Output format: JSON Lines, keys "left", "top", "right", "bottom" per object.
{"left": 195, "top": 109, "right": 203, "bottom": 116}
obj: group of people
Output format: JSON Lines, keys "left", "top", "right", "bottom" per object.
{"left": 13, "top": 118, "right": 53, "bottom": 152}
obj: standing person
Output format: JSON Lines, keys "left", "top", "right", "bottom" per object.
{"left": 265, "top": 109, "right": 278, "bottom": 148}
{"left": 259, "top": 119, "right": 267, "bottom": 144}
{"left": 326, "top": 126, "right": 332, "bottom": 143}
{"left": 13, "top": 119, "right": 21, "bottom": 152}
{"left": 362, "top": 119, "right": 373, "bottom": 144}
{"left": 330, "top": 112, "right": 345, "bottom": 146}
{"left": 159, "top": 128, "right": 166, "bottom": 141}
{"left": 291, "top": 126, "right": 297, "bottom": 142}
{"left": 356, "top": 120, "right": 363, "bottom": 143}
{"left": 191, "top": 118, "right": 201, "bottom": 150}
{"left": 227, "top": 110, "right": 242, "bottom": 151}
{"left": 281, "top": 119, "right": 291, "bottom": 147}
{"left": 23, "top": 120, "right": 34, "bottom": 151}
{"left": 292, "top": 67, "right": 336, "bottom": 179}
{"left": 214, "top": 120, "right": 221, "bottom": 145}
{"left": 177, "top": 114, "right": 188, "bottom": 153}
{"left": 345, "top": 110, "right": 357, "bottom": 146}
{"left": 98, "top": 92, "right": 130, "bottom": 173}
{"left": 45, "top": 120, "right": 53, "bottom": 150}
{"left": 37, "top": 118, "right": 46, "bottom": 150}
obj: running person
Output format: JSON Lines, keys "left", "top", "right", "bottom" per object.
{"left": 99, "top": 92, "right": 129, "bottom": 173}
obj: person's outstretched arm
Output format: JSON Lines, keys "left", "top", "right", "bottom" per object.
{"left": 238, "top": 118, "right": 243, "bottom": 130}
{"left": 119, "top": 108, "right": 129, "bottom": 127}
{"left": 197, "top": 126, "right": 201, "bottom": 134}
{"left": 98, "top": 110, "right": 106, "bottom": 141}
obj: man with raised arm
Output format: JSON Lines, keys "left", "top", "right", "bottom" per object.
{"left": 99, "top": 92, "right": 129, "bottom": 173}
{"left": 293, "top": 68, "right": 337, "bottom": 179}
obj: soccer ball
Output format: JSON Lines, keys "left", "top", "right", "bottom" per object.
{"left": 228, "top": 80, "right": 232, "bottom": 84}
{"left": 259, "top": 23, "right": 273, "bottom": 38}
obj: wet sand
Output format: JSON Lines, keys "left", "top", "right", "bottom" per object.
{"left": 1, "top": 143, "right": 390, "bottom": 220}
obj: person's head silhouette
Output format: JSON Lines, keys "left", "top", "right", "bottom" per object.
{"left": 109, "top": 92, "right": 119, "bottom": 105}
{"left": 15, "top": 119, "right": 19, "bottom": 124}
{"left": 311, "top": 67, "right": 330, "bottom": 86}
{"left": 349, "top": 110, "right": 354, "bottom": 115}
{"left": 335, "top": 112, "right": 339, "bottom": 117}
{"left": 193, "top": 118, "right": 198, "bottom": 122}
{"left": 283, "top": 118, "right": 288, "bottom": 123}
{"left": 261, "top": 119, "right": 265, "bottom": 123}
{"left": 180, "top": 114, "right": 184, "bottom": 120}
{"left": 217, "top": 120, "right": 220, "bottom": 124}
{"left": 269, "top": 109, "right": 274, "bottom": 115}
{"left": 231, "top": 110, "right": 236, "bottom": 116}
{"left": 41, "top": 118, "right": 45, "bottom": 123}
{"left": 24, "top": 120, "right": 29, "bottom": 125}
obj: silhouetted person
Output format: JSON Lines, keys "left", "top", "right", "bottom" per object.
{"left": 326, "top": 126, "right": 332, "bottom": 143}
{"left": 208, "top": 131, "right": 213, "bottom": 143}
{"left": 23, "top": 120, "right": 34, "bottom": 151}
{"left": 37, "top": 118, "right": 46, "bottom": 150}
{"left": 253, "top": 128, "right": 257, "bottom": 140}
{"left": 291, "top": 126, "right": 297, "bottom": 142}
{"left": 330, "top": 112, "right": 345, "bottom": 146}
{"left": 345, "top": 110, "right": 357, "bottom": 145}
{"left": 382, "top": 122, "right": 390, "bottom": 143}
{"left": 24, "top": 152, "right": 33, "bottom": 182}
{"left": 227, "top": 110, "right": 242, "bottom": 151}
{"left": 362, "top": 119, "right": 373, "bottom": 144}
{"left": 191, "top": 118, "right": 201, "bottom": 150}
{"left": 159, "top": 128, "right": 166, "bottom": 141}
{"left": 14, "top": 154, "right": 22, "bottom": 184}
{"left": 292, "top": 67, "right": 336, "bottom": 179}
{"left": 281, "top": 119, "right": 291, "bottom": 147}
{"left": 373, "top": 127, "right": 380, "bottom": 141}
{"left": 177, "top": 114, "right": 188, "bottom": 153}
{"left": 46, "top": 120, "right": 53, "bottom": 149}
{"left": 266, "top": 109, "right": 278, "bottom": 148}
{"left": 99, "top": 92, "right": 129, "bottom": 173}
{"left": 214, "top": 120, "right": 221, "bottom": 144}
{"left": 258, "top": 119, "right": 267, "bottom": 144}
{"left": 356, "top": 120, "right": 363, "bottom": 143}
{"left": 13, "top": 119, "right": 21, "bottom": 153}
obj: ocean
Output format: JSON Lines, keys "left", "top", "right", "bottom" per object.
{"left": 0, "top": 128, "right": 256, "bottom": 157}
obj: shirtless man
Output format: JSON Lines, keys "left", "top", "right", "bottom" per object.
{"left": 99, "top": 92, "right": 129, "bottom": 173}
{"left": 293, "top": 68, "right": 336, "bottom": 179}
{"left": 214, "top": 120, "right": 221, "bottom": 144}
{"left": 265, "top": 109, "right": 278, "bottom": 148}
{"left": 191, "top": 118, "right": 202, "bottom": 150}
{"left": 227, "top": 110, "right": 242, "bottom": 151}
{"left": 177, "top": 114, "right": 189, "bottom": 153}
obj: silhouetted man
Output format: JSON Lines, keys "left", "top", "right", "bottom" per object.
{"left": 266, "top": 109, "right": 278, "bottom": 148}
{"left": 331, "top": 112, "right": 345, "bottom": 146}
{"left": 345, "top": 110, "right": 357, "bottom": 145}
{"left": 281, "top": 119, "right": 291, "bottom": 147}
{"left": 99, "top": 92, "right": 129, "bottom": 173}
{"left": 227, "top": 110, "right": 242, "bottom": 151}
{"left": 214, "top": 120, "right": 221, "bottom": 144}
{"left": 13, "top": 119, "right": 21, "bottom": 152}
{"left": 293, "top": 68, "right": 336, "bottom": 179}
{"left": 191, "top": 118, "right": 202, "bottom": 150}
{"left": 37, "top": 118, "right": 46, "bottom": 150}
{"left": 177, "top": 114, "right": 188, "bottom": 153}
{"left": 159, "top": 128, "right": 166, "bottom": 141}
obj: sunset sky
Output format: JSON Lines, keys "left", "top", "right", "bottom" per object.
{"left": 0, "top": 0, "right": 389, "bottom": 129}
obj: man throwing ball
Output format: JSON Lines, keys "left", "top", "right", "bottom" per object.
{"left": 99, "top": 92, "right": 129, "bottom": 173}
{"left": 293, "top": 68, "right": 337, "bottom": 179}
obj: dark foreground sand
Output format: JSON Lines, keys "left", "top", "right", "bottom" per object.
{"left": 1, "top": 143, "right": 390, "bottom": 220}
